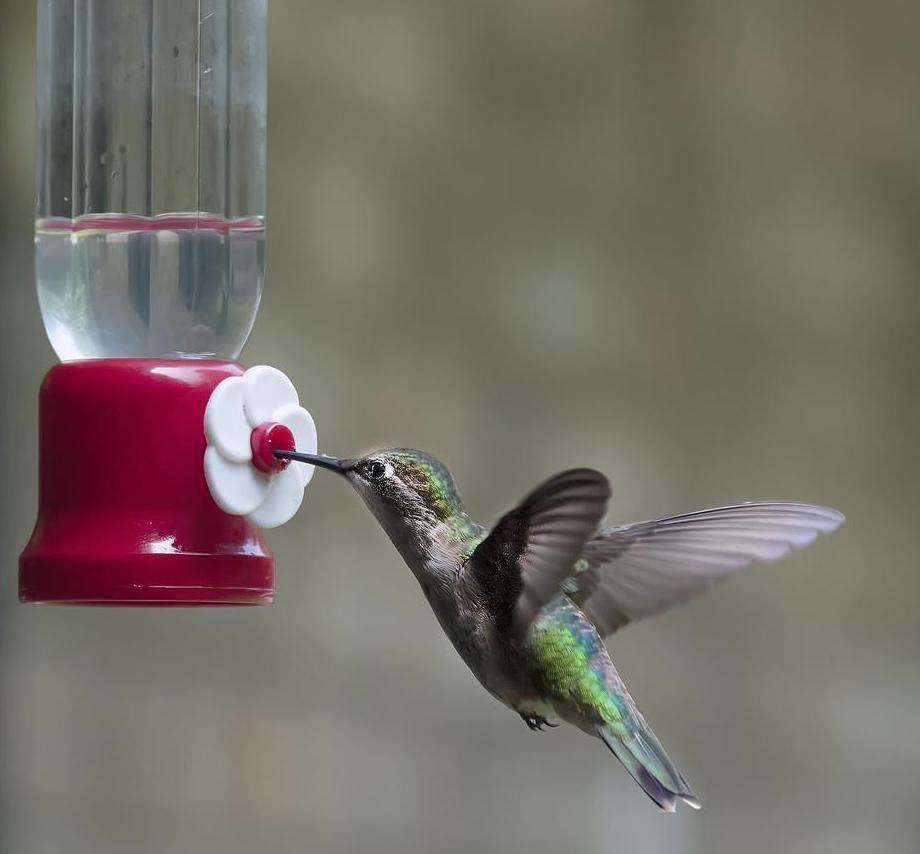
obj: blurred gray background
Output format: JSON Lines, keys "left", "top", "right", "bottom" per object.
{"left": 1, "top": 2, "right": 918, "bottom": 853}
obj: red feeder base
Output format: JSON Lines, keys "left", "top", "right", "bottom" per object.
{"left": 20, "top": 359, "right": 274, "bottom": 605}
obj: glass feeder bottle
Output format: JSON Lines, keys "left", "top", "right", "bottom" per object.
{"left": 35, "top": 0, "right": 266, "bottom": 360}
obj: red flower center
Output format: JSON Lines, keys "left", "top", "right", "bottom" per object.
{"left": 250, "top": 422, "right": 296, "bottom": 473}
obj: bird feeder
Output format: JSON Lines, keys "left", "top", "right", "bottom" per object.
{"left": 20, "top": 0, "right": 316, "bottom": 605}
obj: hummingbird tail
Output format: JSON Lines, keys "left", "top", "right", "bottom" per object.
{"left": 598, "top": 721, "right": 700, "bottom": 813}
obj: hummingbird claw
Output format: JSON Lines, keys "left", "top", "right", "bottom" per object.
{"left": 520, "top": 712, "right": 556, "bottom": 732}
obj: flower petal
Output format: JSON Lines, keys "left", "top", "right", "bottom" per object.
{"left": 273, "top": 403, "right": 318, "bottom": 488}
{"left": 247, "top": 465, "right": 305, "bottom": 529}
{"left": 204, "top": 375, "right": 252, "bottom": 463}
{"left": 204, "top": 446, "right": 270, "bottom": 515}
{"left": 242, "top": 365, "right": 299, "bottom": 427}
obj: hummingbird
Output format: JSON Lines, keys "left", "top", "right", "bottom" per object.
{"left": 276, "top": 447, "right": 844, "bottom": 812}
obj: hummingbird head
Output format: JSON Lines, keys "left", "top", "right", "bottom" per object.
{"left": 275, "top": 447, "right": 466, "bottom": 560}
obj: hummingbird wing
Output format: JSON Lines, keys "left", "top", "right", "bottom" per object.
{"left": 569, "top": 502, "right": 844, "bottom": 636}
{"left": 471, "top": 468, "right": 611, "bottom": 634}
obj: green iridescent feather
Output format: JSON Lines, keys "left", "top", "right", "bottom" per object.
{"left": 528, "top": 599, "right": 627, "bottom": 734}
{"left": 528, "top": 598, "right": 697, "bottom": 811}
{"left": 389, "top": 449, "right": 463, "bottom": 521}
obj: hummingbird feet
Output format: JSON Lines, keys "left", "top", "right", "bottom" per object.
{"left": 520, "top": 711, "right": 559, "bottom": 732}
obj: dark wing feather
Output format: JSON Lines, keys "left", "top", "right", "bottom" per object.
{"left": 571, "top": 502, "right": 844, "bottom": 636}
{"left": 471, "top": 469, "right": 611, "bottom": 635}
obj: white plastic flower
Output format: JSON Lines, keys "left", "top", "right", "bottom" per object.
{"left": 204, "top": 365, "right": 317, "bottom": 528}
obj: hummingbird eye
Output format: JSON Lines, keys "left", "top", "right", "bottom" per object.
{"left": 366, "top": 460, "right": 388, "bottom": 481}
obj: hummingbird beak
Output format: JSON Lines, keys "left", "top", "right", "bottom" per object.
{"left": 273, "top": 451, "right": 353, "bottom": 475}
